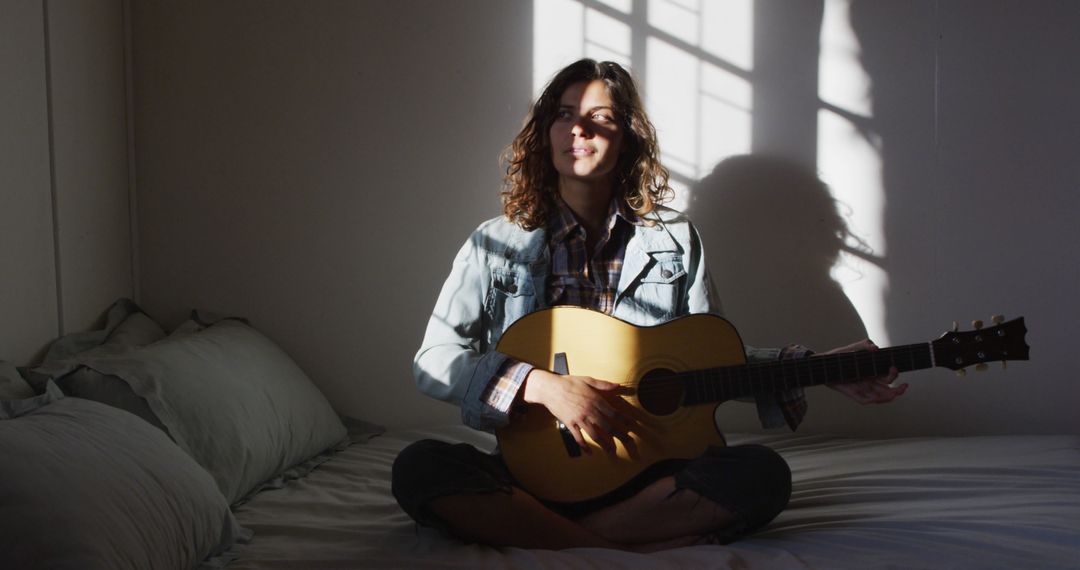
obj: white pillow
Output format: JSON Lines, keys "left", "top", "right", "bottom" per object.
{"left": 74, "top": 319, "right": 348, "bottom": 504}
{"left": 0, "top": 384, "right": 246, "bottom": 569}
{"left": 0, "top": 361, "right": 33, "bottom": 400}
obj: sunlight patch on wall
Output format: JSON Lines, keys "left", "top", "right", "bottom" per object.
{"left": 534, "top": 0, "right": 754, "bottom": 212}
{"left": 533, "top": 0, "right": 633, "bottom": 94}
{"left": 534, "top": 0, "right": 887, "bottom": 340}
{"left": 700, "top": 1, "right": 753, "bottom": 69}
{"left": 817, "top": 0, "right": 889, "bottom": 345}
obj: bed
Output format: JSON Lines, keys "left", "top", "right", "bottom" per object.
{"left": 229, "top": 426, "right": 1080, "bottom": 570}
{"left": 3, "top": 300, "right": 1078, "bottom": 569}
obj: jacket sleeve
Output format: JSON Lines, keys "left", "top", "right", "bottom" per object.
{"left": 411, "top": 231, "right": 515, "bottom": 432}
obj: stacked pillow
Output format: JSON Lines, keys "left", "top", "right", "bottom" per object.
{"left": 2, "top": 298, "right": 359, "bottom": 568}
{"left": 0, "top": 383, "right": 246, "bottom": 569}
{"left": 0, "top": 360, "right": 33, "bottom": 400}
{"left": 33, "top": 299, "right": 350, "bottom": 504}
{"left": 29, "top": 300, "right": 171, "bottom": 431}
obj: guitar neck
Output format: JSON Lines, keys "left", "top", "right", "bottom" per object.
{"left": 682, "top": 343, "right": 934, "bottom": 404}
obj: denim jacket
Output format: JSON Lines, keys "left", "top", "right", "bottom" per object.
{"left": 413, "top": 207, "right": 795, "bottom": 432}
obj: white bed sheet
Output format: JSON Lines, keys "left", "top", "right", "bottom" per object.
{"left": 230, "top": 426, "right": 1080, "bottom": 569}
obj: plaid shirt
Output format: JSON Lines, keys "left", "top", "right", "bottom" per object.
{"left": 546, "top": 196, "right": 639, "bottom": 313}
{"left": 481, "top": 198, "right": 809, "bottom": 431}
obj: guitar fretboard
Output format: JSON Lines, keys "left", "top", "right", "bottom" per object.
{"left": 680, "top": 343, "right": 933, "bottom": 404}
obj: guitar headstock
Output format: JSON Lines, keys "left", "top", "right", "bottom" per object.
{"left": 931, "top": 315, "right": 1029, "bottom": 372}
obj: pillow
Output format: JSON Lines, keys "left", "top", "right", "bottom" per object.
{"left": 0, "top": 383, "right": 247, "bottom": 569}
{"left": 57, "top": 368, "right": 171, "bottom": 433}
{"left": 0, "top": 360, "right": 33, "bottom": 400}
{"left": 27, "top": 298, "right": 166, "bottom": 392}
{"left": 42, "top": 298, "right": 165, "bottom": 362}
{"left": 71, "top": 319, "right": 348, "bottom": 504}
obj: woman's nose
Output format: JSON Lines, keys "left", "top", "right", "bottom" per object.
{"left": 570, "top": 119, "right": 592, "bottom": 137}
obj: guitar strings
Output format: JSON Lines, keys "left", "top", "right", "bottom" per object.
{"left": 632, "top": 344, "right": 929, "bottom": 402}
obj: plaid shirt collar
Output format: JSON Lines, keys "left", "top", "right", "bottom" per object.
{"left": 548, "top": 194, "right": 643, "bottom": 244}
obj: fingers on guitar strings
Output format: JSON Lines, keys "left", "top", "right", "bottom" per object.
{"left": 581, "top": 418, "right": 615, "bottom": 454}
{"left": 568, "top": 423, "right": 593, "bottom": 454}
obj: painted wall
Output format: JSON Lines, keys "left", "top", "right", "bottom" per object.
{"left": 131, "top": 1, "right": 532, "bottom": 428}
{"left": 129, "top": 1, "right": 1078, "bottom": 436}
{"left": 0, "top": 0, "right": 133, "bottom": 365}
{"left": 696, "top": 1, "right": 1080, "bottom": 436}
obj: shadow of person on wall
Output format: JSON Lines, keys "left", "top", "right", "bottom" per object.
{"left": 687, "top": 154, "right": 871, "bottom": 353}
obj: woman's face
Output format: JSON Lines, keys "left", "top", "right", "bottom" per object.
{"left": 548, "top": 79, "right": 625, "bottom": 189}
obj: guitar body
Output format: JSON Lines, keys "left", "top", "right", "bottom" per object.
{"left": 495, "top": 307, "right": 748, "bottom": 504}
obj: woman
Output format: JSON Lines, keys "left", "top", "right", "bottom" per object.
{"left": 392, "top": 59, "right": 905, "bottom": 551}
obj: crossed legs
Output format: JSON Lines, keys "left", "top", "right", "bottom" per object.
{"left": 391, "top": 441, "right": 790, "bottom": 551}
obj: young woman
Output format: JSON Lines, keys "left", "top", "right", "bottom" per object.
{"left": 392, "top": 59, "right": 905, "bottom": 551}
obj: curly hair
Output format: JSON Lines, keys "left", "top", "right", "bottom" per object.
{"left": 501, "top": 59, "right": 673, "bottom": 230}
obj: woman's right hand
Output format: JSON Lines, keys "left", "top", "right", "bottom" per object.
{"left": 521, "top": 369, "right": 637, "bottom": 454}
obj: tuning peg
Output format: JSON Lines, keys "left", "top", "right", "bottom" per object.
{"left": 952, "top": 321, "right": 959, "bottom": 332}
{"left": 972, "top": 319, "right": 984, "bottom": 330}
{"left": 992, "top": 314, "right": 1005, "bottom": 324}
{"left": 975, "top": 363, "right": 989, "bottom": 372}
{"left": 955, "top": 368, "right": 967, "bottom": 377}
{"left": 1001, "top": 361, "right": 1008, "bottom": 370}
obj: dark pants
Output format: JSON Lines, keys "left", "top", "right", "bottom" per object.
{"left": 391, "top": 439, "right": 791, "bottom": 544}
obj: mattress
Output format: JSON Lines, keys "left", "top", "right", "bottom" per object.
{"left": 230, "top": 426, "right": 1080, "bottom": 569}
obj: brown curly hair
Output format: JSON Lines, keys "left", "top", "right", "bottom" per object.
{"left": 501, "top": 59, "right": 673, "bottom": 230}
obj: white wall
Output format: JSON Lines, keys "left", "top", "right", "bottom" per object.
{"left": 131, "top": 1, "right": 532, "bottom": 428}
{"left": 1, "top": 1, "right": 56, "bottom": 364}
{"left": 698, "top": 0, "right": 1080, "bottom": 437}
{"left": 130, "top": 1, "right": 1079, "bottom": 436}
{"left": 0, "top": 0, "right": 133, "bottom": 365}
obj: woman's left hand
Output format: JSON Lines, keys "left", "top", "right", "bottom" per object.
{"left": 824, "top": 339, "right": 908, "bottom": 404}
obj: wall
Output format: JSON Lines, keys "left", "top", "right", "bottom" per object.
{"left": 697, "top": 0, "right": 1080, "bottom": 436}
{"left": 0, "top": 0, "right": 133, "bottom": 365}
{"left": 131, "top": 0, "right": 1078, "bottom": 435}
{"left": 131, "top": 0, "right": 532, "bottom": 428}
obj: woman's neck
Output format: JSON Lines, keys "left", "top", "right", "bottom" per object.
{"left": 557, "top": 177, "right": 615, "bottom": 238}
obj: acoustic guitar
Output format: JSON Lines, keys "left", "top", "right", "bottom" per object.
{"left": 494, "top": 307, "right": 1029, "bottom": 503}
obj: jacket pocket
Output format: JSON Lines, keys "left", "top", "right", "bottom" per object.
{"left": 639, "top": 253, "right": 686, "bottom": 284}
{"left": 486, "top": 269, "right": 536, "bottom": 338}
{"left": 621, "top": 253, "right": 686, "bottom": 324}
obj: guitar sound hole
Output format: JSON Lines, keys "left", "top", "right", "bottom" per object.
{"left": 637, "top": 369, "right": 683, "bottom": 416}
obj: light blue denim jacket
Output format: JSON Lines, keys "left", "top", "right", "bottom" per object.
{"left": 413, "top": 207, "right": 792, "bottom": 432}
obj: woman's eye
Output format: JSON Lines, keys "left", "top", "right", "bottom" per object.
{"left": 592, "top": 113, "right": 613, "bottom": 123}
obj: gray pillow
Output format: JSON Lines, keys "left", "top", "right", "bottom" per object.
{"left": 41, "top": 298, "right": 165, "bottom": 363}
{"left": 74, "top": 319, "right": 348, "bottom": 504}
{"left": 0, "top": 361, "right": 33, "bottom": 400}
{"left": 28, "top": 299, "right": 166, "bottom": 392}
{"left": 57, "top": 368, "right": 171, "bottom": 433}
{"left": 0, "top": 383, "right": 246, "bottom": 569}
{"left": 31, "top": 300, "right": 169, "bottom": 432}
